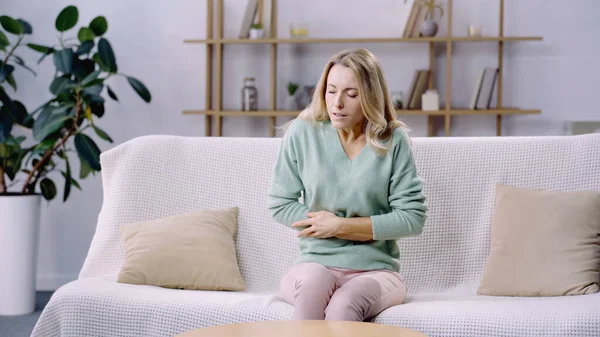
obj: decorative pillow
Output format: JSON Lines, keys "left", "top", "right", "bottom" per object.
{"left": 117, "top": 207, "right": 246, "bottom": 291}
{"left": 477, "top": 184, "right": 600, "bottom": 297}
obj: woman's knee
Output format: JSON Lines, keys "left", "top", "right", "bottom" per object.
{"left": 280, "top": 263, "right": 336, "bottom": 300}
{"left": 325, "top": 271, "right": 406, "bottom": 321}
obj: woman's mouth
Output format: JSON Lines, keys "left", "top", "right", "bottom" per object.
{"left": 332, "top": 112, "right": 346, "bottom": 118}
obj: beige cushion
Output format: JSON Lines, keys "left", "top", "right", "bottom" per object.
{"left": 477, "top": 184, "right": 600, "bottom": 297}
{"left": 117, "top": 207, "right": 246, "bottom": 291}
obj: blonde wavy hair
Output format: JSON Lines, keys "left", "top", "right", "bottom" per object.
{"left": 281, "top": 48, "right": 409, "bottom": 156}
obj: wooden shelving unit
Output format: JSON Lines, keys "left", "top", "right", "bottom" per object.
{"left": 184, "top": 0, "right": 543, "bottom": 137}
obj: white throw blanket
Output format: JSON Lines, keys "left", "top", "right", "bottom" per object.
{"left": 32, "top": 133, "right": 600, "bottom": 337}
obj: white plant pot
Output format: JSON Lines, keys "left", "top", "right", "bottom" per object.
{"left": 249, "top": 28, "right": 264, "bottom": 39}
{"left": 285, "top": 95, "right": 299, "bottom": 110}
{"left": 0, "top": 194, "right": 42, "bottom": 316}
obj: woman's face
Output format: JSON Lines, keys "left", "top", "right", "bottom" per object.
{"left": 325, "top": 64, "right": 365, "bottom": 131}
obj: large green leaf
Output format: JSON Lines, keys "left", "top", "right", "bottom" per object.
{"left": 0, "top": 63, "right": 15, "bottom": 82}
{"left": 0, "top": 86, "right": 14, "bottom": 117}
{"left": 62, "top": 156, "right": 72, "bottom": 201}
{"left": 28, "top": 44, "right": 56, "bottom": 64}
{"left": 11, "top": 100, "right": 31, "bottom": 128}
{"left": 49, "top": 76, "right": 75, "bottom": 95}
{"left": 77, "top": 27, "right": 95, "bottom": 43}
{"left": 33, "top": 106, "right": 70, "bottom": 141}
{"left": 89, "top": 16, "right": 107, "bottom": 36}
{"left": 53, "top": 48, "right": 74, "bottom": 74}
{"left": 5, "top": 148, "right": 27, "bottom": 181}
{"left": 0, "top": 30, "right": 9, "bottom": 47}
{"left": 17, "top": 19, "right": 32, "bottom": 34}
{"left": 72, "top": 58, "right": 95, "bottom": 80}
{"left": 82, "top": 79, "right": 104, "bottom": 89}
{"left": 79, "top": 156, "right": 92, "bottom": 179}
{"left": 127, "top": 76, "right": 151, "bottom": 103}
{"left": 97, "top": 38, "right": 116, "bottom": 73}
{"left": 75, "top": 40, "right": 94, "bottom": 55}
{"left": 62, "top": 171, "right": 81, "bottom": 190}
{"left": 93, "top": 124, "right": 113, "bottom": 143}
{"left": 107, "top": 85, "right": 118, "bottom": 101}
{"left": 84, "top": 84, "right": 103, "bottom": 97}
{"left": 0, "top": 106, "right": 14, "bottom": 143}
{"left": 55, "top": 6, "right": 78, "bottom": 32}
{"left": 40, "top": 178, "right": 57, "bottom": 201}
{"left": 74, "top": 133, "right": 101, "bottom": 171}
{"left": 0, "top": 16, "right": 23, "bottom": 35}
{"left": 0, "top": 143, "right": 8, "bottom": 157}
{"left": 90, "top": 102, "right": 104, "bottom": 117}
{"left": 5, "top": 73, "right": 16, "bottom": 91}
{"left": 81, "top": 70, "right": 101, "bottom": 86}
{"left": 27, "top": 43, "right": 53, "bottom": 54}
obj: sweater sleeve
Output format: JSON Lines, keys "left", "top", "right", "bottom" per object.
{"left": 370, "top": 131, "right": 428, "bottom": 240}
{"left": 267, "top": 121, "right": 310, "bottom": 228}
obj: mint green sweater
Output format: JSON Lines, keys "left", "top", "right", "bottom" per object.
{"left": 267, "top": 118, "right": 428, "bottom": 272}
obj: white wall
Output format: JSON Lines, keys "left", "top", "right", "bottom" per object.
{"left": 2, "top": 0, "right": 598, "bottom": 290}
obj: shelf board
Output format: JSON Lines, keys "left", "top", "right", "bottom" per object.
{"left": 183, "top": 36, "right": 542, "bottom": 44}
{"left": 183, "top": 108, "right": 540, "bottom": 117}
{"left": 183, "top": 110, "right": 300, "bottom": 117}
{"left": 449, "top": 108, "right": 541, "bottom": 115}
{"left": 451, "top": 36, "right": 542, "bottom": 42}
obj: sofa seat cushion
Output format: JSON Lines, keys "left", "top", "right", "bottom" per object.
{"left": 374, "top": 291, "right": 600, "bottom": 337}
{"left": 33, "top": 277, "right": 600, "bottom": 337}
{"left": 31, "top": 277, "right": 292, "bottom": 337}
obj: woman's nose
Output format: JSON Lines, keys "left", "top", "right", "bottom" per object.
{"left": 333, "top": 95, "right": 343, "bottom": 109}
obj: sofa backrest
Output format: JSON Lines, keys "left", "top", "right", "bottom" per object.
{"left": 79, "top": 133, "right": 600, "bottom": 294}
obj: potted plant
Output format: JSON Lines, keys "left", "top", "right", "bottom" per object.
{"left": 0, "top": 5, "right": 151, "bottom": 315}
{"left": 285, "top": 82, "right": 299, "bottom": 110}
{"left": 249, "top": 23, "right": 264, "bottom": 39}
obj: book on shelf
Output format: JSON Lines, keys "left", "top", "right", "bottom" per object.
{"left": 239, "top": 0, "right": 272, "bottom": 39}
{"left": 469, "top": 67, "right": 498, "bottom": 110}
{"left": 403, "top": 1, "right": 428, "bottom": 38}
{"left": 239, "top": 0, "right": 258, "bottom": 38}
{"left": 405, "top": 69, "right": 430, "bottom": 109}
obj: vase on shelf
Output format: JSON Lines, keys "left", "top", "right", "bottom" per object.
{"left": 284, "top": 95, "right": 299, "bottom": 110}
{"left": 418, "top": 0, "right": 444, "bottom": 37}
{"left": 285, "top": 82, "right": 301, "bottom": 110}
{"left": 422, "top": 89, "right": 440, "bottom": 111}
{"left": 420, "top": 20, "right": 438, "bottom": 37}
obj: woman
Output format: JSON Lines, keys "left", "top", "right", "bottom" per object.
{"left": 267, "top": 48, "right": 428, "bottom": 322}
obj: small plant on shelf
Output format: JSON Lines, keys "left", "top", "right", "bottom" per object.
{"left": 287, "top": 82, "right": 299, "bottom": 96}
{"left": 249, "top": 23, "right": 264, "bottom": 39}
{"left": 285, "top": 82, "right": 300, "bottom": 110}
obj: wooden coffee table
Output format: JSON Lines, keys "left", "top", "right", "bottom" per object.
{"left": 177, "top": 320, "right": 427, "bottom": 337}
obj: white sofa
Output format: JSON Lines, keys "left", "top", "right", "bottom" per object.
{"left": 32, "top": 133, "right": 600, "bottom": 337}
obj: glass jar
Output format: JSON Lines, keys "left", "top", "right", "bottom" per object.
{"left": 289, "top": 22, "right": 308, "bottom": 38}
{"left": 241, "top": 77, "right": 258, "bottom": 111}
{"left": 391, "top": 91, "right": 405, "bottom": 110}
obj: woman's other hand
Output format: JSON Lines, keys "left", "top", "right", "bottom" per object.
{"left": 292, "top": 211, "right": 342, "bottom": 238}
